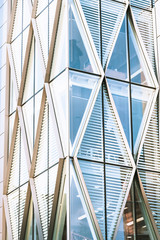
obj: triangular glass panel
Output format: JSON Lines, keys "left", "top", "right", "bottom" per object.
{"left": 103, "top": 83, "right": 132, "bottom": 167}
{"left": 138, "top": 101, "right": 160, "bottom": 171}
{"left": 7, "top": 183, "right": 28, "bottom": 239}
{"left": 101, "top": 0, "right": 126, "bottom": 68}
{"left": 106, "top": 16, "right": 128, "bottom": 81}
{"left": 79, "top": 160, "right": 105, "bottom": 239}
{"left": 69, "top": 70, "right": 99, "bottom": 150}
{"left": 9, "top": 112, "right": 16, "bottom": 152}
{"left": 11, "top": 0, "right": 22, "bottom": 41}
{"left": 78, "top": 88, "right": 103, "bottom": 162}
{"left": 131, "top": 6, "right": 155, "bottom": 70}
{"left": 70, "top": 162, "right": 98, "bottom": 239}
{"left": 107, "top": 79, "right": 131, "bottom": 148}
{"left": 131, "top": 85, "right": 155, "bottom": 155}
{"left": 25, "top": 198, "right": 39, "bottom": 240}
{"left": 12, "top": 0, "right": 30, "bottom": 41}
{"left": 79, "top": 0, "right": 100, "bottom": 58}
{"left": 139, "top": 170, "right": 160, "bottom": 235}
{"left": 22, "top": 37, "right": 34, "bottom": 103}
{"left": 34, "top": 99, "right": 59, "bottom": 176}
{"left": 69, "top": 4, "right": 98, "bottom": 74}
{"left": 34, "top": 164, "right": 58, "bottom": 239}
{"left": 128, "top": 18, "right": 154, "bottom": 87}
{"left": 50, "top": 0, "right": 67, "bottom": 81}
{"left": 23, "top": 37, "right": 44, "bottom": 104}
{"left": 8, "top": 121, "right": 29, "bottom": 193}
{"left": 107, "top": 78, "right": 155, "bottom": 157}
{"left": 11, "top": 34, "right": 22, "bottom": 89}
{"left": 116, "top": 184, "right": 151, "bottom": 240}
{"left": 36, "top": 0, "right": 56, "bottom": 67}
{"left": 106, "top": 165, "right": 132, "bottom": 239}
{"left": 11, "top": 26, "right": 30, "bottom": 89}
{"left": 50, "top": 70, "right": 68, "bottom": 155}
{"left": 9, "top": 76, "right": 17, "bottom": 115}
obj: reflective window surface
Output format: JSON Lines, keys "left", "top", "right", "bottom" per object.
{"left": 106, "top": 16, "right": 128, "bottom": 81}
{"left": 106, "top": 13, "right": 156, "bottom": 157}
{"left": 69, "top": 71, "right": 98, "bottom": 146}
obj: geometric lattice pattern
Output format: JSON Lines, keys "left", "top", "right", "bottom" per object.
{"left": 3, "top": 0, "right": 160, "bottom": 239}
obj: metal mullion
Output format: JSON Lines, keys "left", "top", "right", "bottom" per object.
{"left": 126, "top": 10, "right": 137, "bottom": 240}
{"left": 102, "top": 81, "right": 107, "bottom": 239}
{"left": 18, "top": 127, "right": 21, "bottom": 238}
{"left": 68, "top": 67, "right": 101, "bottom": 77}
{"left": 106, "top": 75, "right": 156, "bottom": 90}
{"left": 126, "top": 10, "right": 134, "bottom": 157}
{"left": 47, "top": 101, "right": 49, "bottom": 234}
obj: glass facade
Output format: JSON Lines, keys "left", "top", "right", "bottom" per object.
{"left": 1, "top": 0, "right": 160, "bottom": 239}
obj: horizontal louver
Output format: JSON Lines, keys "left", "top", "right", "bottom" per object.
{"left": 79, "top": 0, "right": 100, "bottom": 58}
{"left": 8, "top": 190, "right": 19, "bottom": 240}
{"left": 78, "top": 89, "right": 103, "bottom": 161}
{"left": 101, "top": 0, "right": 126, "bottom": 68}
{"left": 131, "top": 6, "right": 155, "bottom": 71}
{"left": 35, "top": 100, "right": 48, "bottom": 176}
{"left": 103, "top": 85, "right": 132, "bottom": 167}
{"left": 139, "top": 170, "right": 160, "bottom": 233}
{"left": 34, "top": 164, "right": 58, "bottom": 239}
{"left": 138, "top": 102, "right": 160, "bottom": 171}
{"left": 8, "top": 122, "right": 20, "bottom": 194}
{"left": 79, "top": 160, "right": 105, "bottom": 239}
{"left": 7, "top": 183, "right": 28, "bottom": 240}
{"left": 106, "top": 165, "right": 132, "bottom": 239}
{"left": 130, "top": 0, "right": 152, "bottom": 10}
{"left": 35, "top": 99, "right": 59, "bottom": 176}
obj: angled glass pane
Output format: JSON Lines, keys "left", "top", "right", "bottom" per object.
{"left": 11, "top": 0, "right": 22, "bottom": 41}
{"left": 103, "top": 84, "right": 132, "bottom": 167}
{"left": 135, "top": 189, "right": 150, "bottom": 239}
{"left": 11, "top": 34, "right": 22, "bottom": 88}
{"left": 8, "top": 190, "right": 19, "bottom": 239}
{"left": 106, "top": 165, "right": 132, "bottom": 239}
{"left": 138, "top": 101, "right": 160, "bottom": 171}
{"left": 34, "top": 171, "right": 48, "bottom": 239}
{"left": 131, "top": 85, "right": 154, "bottom": 155}
{"left": 79, "top": 160, "right": 105, "bottom": 239}
{"left": 50, "top": 70, "right": 68, "bottom": 153}
{"left": 106, "top": 16, "right": 128, "bottom": 81}
{"left": 23, "top": 38, "right": 34, "bottom": 103}
{"left": 69, "top": 70, "right": 99, "bottom": 146}
{"left": 34, "top": 100, "right": 48, "bottom": 176}
{"left": 78, "top": 89, "right": 103, "bottom": 162}
{"left": 139, "top": 170, "right": 160, "bottom": 234}
{"left": 22, "top": 98, "right": 34, "bottom": 156}
{"left": 20, "top": 130, "right": 29, "bottom": 185}
{"left": 9, "top": 112, "right": 16, "bottom": 151}
{"left": 69, "top": 8, "right": 93, "bottom": 73}
{"left": 79, "top": 0, "right": 100, "bottom": 58}
{"left": 107, "top": 79, "right": 131, "bottom": 147}
{"left": 9, "top": 77, "right": 16, "bottom": 114}
{"left": 8, "top": 122, "right": 20, "bottom": 193}
{"left": 70, "top": 163, "right": 97, "bottom": 239}
{"left": 50, "top": 1, "right": 67, "bottom": 81}
{"left": 128, "top": 19, "right": 153, "bottom": 87}
{"left": 36, "top": 7, "right": 49, "bottom": 67}
{"left": 35, "top": 40, "right": 44, "bottom": 93}
{"left": 116, "top": 191, "right": 134, "bottom": 240}
{"left": 25, "top": 199, "right": 39, "bottom": 240}
{"left": 101, "top": 0, "right": 126, "bottom": 68}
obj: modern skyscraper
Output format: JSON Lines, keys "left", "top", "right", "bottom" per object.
{"left": 0, "top": 0, "right": 160, "bottom": 239}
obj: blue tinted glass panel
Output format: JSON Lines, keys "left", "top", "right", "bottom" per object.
{"left": 106, "top": 16, "right": 128, "bottom": 81}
